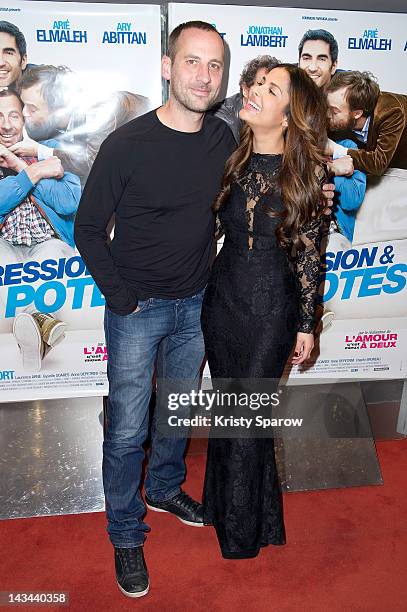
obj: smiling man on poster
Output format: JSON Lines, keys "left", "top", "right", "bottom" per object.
{"left": 0, "top": 21, "right": 27, "bottom": 89}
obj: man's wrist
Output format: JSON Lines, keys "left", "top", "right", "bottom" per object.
{"left": 37, "top": 143, "right": 54, "bottom": 160}
{"left": 332, "top": 142, "right": 348, "bottom": 160}
{"left": 24, "top": 164, "right": 42, "bottom": 185}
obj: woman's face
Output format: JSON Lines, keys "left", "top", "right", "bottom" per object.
{"left": 239, "top": 66, "right": 290, "bottom": 133}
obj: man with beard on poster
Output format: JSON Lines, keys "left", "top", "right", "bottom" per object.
{"left": 0, "top": 88, "right": 81, "bottom": 370}
{"left": 10, "top": 64, "right": 150, "bottom": 186}
{"left": 326, "top": 70, "right": 407, "bottom": 174}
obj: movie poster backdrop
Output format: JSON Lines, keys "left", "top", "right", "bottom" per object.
{"left": 0, "top": 1, "right": 162, "bottom": 400}
{"left": 1, "top": 2, "right": 406, "bottom": 403}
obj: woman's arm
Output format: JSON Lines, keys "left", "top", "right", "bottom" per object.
{"left": 291, "top": 216, "right": 327, "bottom": 364}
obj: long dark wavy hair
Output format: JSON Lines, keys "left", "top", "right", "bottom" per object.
{"left": 214, "top": 63, "right": 328, "bottom": 249}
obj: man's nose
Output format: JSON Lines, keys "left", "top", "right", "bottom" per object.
{"left": 308, "top": 59, "right": 318, "bottom": 72}
{"left": 0, "top": 53, "right": 6, "bottom": 67}
{"left": 197, "top": 63, "right": 211, "bottom": 84}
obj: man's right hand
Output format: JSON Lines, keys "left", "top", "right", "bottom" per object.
{"left": 9, "top": 138, "right": 40, "bottom": 158}
{"left": 37, "top": 157, "right": 65, "bottom": 179}
{"left": 25, "top": 157, "right": 65, "bottom": 184}
{"left": 328, "top": 156, "right": 354, "bottom": 177}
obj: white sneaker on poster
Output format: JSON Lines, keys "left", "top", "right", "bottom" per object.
{"left": 13, "top": 312, "right": 42, "bottom": 372}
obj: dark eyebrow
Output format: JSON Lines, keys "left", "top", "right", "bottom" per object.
{"left": 3, "top": 47, "right": 17, "bottom": 54}
{"left": 317, "top": 54, "right": 329, "bottom": 60}
{"left": 185, "top": 54, "right": 222, "bottom": 63}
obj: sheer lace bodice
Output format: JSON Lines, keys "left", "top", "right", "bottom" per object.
{"left": 217, "top": 153, "right": 324, "bottom": 333}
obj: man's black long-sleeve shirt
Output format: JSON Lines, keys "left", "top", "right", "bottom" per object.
{"left": 74, "top": 110, "right": 236, "bottom": 315}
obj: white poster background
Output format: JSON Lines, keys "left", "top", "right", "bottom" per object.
{"left": 168, "top": 3, "right": 407, "bottom": 95}
{"left": 169, "top": 3, "right": 407, "bottom": 380}
{"left": 0, "top": 1, "right": 162, "bottom": 401}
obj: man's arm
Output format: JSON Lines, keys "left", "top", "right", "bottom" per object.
{"left": 0, "top": 146, "right": 81, "bottom": 215}
{"left": 31, "top": 163, "right": 81, "bottom": 215}
{"left": 334, "top": 171, "right": 366, "bottom": 210}
{"left": 0, "top": 171, "right": 31, "bottom": 216}
{"left": 333, "top": 140, "right": 366, "bottom": 210}
{"left": 74, "top": 134, "right": 139, "bottom": 316}
{"left": 9, "top": 137, "right": 90, "bottom": 183}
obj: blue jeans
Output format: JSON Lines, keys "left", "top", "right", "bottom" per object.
{"left": 103, "top": 289, "right": 205, "bottom": 548}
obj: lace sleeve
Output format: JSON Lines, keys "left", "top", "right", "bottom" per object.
{"left": 295, "top": 216, "right": 328, "bottom": 334}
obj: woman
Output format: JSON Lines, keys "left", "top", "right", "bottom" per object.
{"left": 201, "top": 64, "right": 329, "bottom": 559}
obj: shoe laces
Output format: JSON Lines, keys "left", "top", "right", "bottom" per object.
{"left": 119, "top": 547, "right": 144, "bottom": 575}
{"left": 173, "top": 490, "right": 200, "bottom": 513}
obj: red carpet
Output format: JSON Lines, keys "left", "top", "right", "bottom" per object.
{"left": 1, "top": 439, "right": 406, "bottom": 611}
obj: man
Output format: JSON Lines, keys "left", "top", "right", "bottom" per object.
{"left": 74, "top": 21, "right": 235, "bottom": 598}
{"left": 326, "top": 70, "right": 407, "bottom": 175}
{"left": 0, "top": 89, "right": 81, "bottom": 369}
{"left": 298, "top": 28, "right": 338, "bottom": 91}
{"left": 0, "top": 21, "right": 27, "bottom": 89}
{"left": 10, "top": 65, "right": 150, "bottom": 185}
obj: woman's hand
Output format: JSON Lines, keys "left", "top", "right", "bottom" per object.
{"left": 291, "top": 332, "right": 314, "bottom": 365}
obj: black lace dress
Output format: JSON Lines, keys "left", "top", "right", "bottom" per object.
{"left": 201, "top": 153, "right": 324, "bottom": 559}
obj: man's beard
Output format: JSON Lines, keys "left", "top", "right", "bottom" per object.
{"left": 25, "top": 117, "right": 60, "bottom": 142}
{"left": 171, "top": 80, "right": 217, "bottom": 114}
{"left": 330, "top": 115, "right": 358, "bottom": 132}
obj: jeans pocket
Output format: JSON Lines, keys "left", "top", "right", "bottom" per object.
{"left": 128, "top": 298, "right": 151, "bottom": 316}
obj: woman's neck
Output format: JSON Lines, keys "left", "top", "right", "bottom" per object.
{"left": 252, "top": 130, "right": 284, "bottom": 155}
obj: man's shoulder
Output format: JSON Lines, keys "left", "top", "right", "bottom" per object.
{"left": 205, "top": 110, "right": 235, "bottom": 131}
{"left": 102, "top": 109, "right": 157, "bottom": 147}
{"left": 203, "top": 112, "right": 237, "bottom": 152}
{"left": 375, "top": 91, "right": 407, "bottom": 117}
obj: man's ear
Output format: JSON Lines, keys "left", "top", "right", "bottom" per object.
{"left": 331, "top": 61, "right": 338, "bottom": 76}
{"left": 352, "top": 109, "right": 364, "bottom": 121}
{"left": 162, "top": 55, "right": 171, "bottom": 81}
{"left": 21, "top": 54, "right": 27, "bottom": 71}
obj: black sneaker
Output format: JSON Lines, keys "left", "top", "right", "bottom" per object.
{"left": 145, "top": 490, "right": 204, "bottom": 527}
{"left": 114, "top": 546, "right": 149, "bottom": 598}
